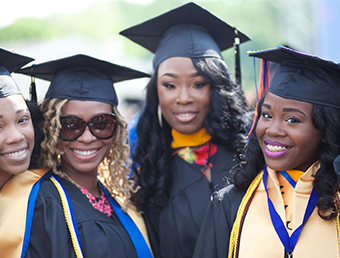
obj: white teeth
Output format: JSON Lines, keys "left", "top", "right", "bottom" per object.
{"left": 73, "top": 149, "right": 98, "bottom": 156}
{"left": 178, "top": 113, "right": 193, "bottom": 117}
{"left": 266, "top": 144, "right": 288, "bottom": 152}
{"left": 2, "top": 149, "right": 26, "bottom": 157}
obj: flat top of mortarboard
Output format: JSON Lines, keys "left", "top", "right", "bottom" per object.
{"left": 0, "top": 47, "right": 34, "bottom": 73}
{"left": 248, "top": 46, "right": 340, "bottom": 73}
{"left": 248, "top": 46, "right": 340, "bottom": 109}
{"left": 119, "top": 2, "right": 250, "bottom": 54}
{"left": 0, "top": 47, "right": 34, "bottom": 98}
{"left": 16, "top": 54, "right": 150, "bottom": 82}
{"left": 16, "top": 54, "right": 150, "bottom": 106}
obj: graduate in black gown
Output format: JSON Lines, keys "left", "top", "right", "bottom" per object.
{"left": 193, "top": 46, "right": 340, "bottom": 258}
{"left": 17, "top": 55, "right": 154, "bottom": 258}
{"left": 119, "top": 3, "right": 251, "bottom": 258}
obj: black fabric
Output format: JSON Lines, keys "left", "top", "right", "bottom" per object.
{"left": 16, "top": 54, "right": 150, "bottom": 106}
{"left": 0, "top": 47, "right": 34, "bottom": 73}
{"left": 0, "top": 47, "right": 34, "bottom": 98}
{"left": 119, "top": 2, "right": 250, "bottom": 69}
{"left": 25, "top": 174, "right": 138, "bottom": 258}
{"left": 192, "top": 184, "right": 245, "bottom": 258}
{"left": 144, "top": 145, "right": 236, "bottom": 258}
{"left": 249, "top": 46, "right": 340, "bottom": 109}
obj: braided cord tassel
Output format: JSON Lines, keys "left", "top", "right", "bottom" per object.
{"left": 228, "top": 172, "right": 263, "bottom": 258}
{"left": 336, "top": 191, "right": 340, "bottom": 257}
{"left": 50, "top": 177, "right": 84, "bottom": 258}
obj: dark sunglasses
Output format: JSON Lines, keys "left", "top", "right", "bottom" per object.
{"left": 59, "top": 113, "right": 117, "bottom": 141}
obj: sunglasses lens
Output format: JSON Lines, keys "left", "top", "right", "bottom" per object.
{"left": 60, "top": 116, "right": 85, "bottom": 140}
{"left": 88, "top": 113, "right": 116, "bottom": 139}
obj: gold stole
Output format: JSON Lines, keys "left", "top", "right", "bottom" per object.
{"left": 0, "top": 169, "right": 48, "bottom": 258}
{"left": 170, "top": 128, "right": 211, "bottom": 149}
{"left": 237, "top": 163, "right": 339, "bottom": 258}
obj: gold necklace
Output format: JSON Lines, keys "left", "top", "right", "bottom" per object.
{"left": 63, "top": 173, "right": 113, "bottom": 217}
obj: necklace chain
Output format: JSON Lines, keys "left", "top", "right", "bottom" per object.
{"left": 63, "top": 173, "right": 114, "bottom": 217}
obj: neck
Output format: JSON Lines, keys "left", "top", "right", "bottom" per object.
{"left": 61, "top": 164, "right": 101, "bottom": 197}
{"left": 171, "top": 127, "right": 212, "bottom": 149}
{"left": 0, "top": 173, "right": 12, "bottom": 191}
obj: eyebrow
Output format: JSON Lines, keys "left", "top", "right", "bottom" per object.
{"left": 160, "top": 73, "right": 177, "bottom": 78}
{"left": 0, "top": 108, "right": 29, "bottom": 119}
{"left": 160, "top": 72, "right": 201, "bottom": 78}
{"left": 263, "top": 103, "right": 307, "bottom": 117}
{"left": 282, "top": 108, "right": 307, "bottom": 117}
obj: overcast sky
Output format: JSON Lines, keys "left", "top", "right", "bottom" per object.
{"left": 1, "top": 0, "right": 155, "bottom": 27}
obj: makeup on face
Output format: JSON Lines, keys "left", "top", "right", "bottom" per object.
{"left": 157, "top": 57, "right": 210, "bottom": 135}
{"left": 256, "top": 92, "right": 322, "bottom": 172}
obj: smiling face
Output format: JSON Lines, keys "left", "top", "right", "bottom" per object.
{"left": 256, "top": 92, "right": 323, "bottom": 172}
{"left": 157, "top": 57, "right": 211, "bottom": 134}
{"left": 58, "top": 100, "right": 113, "bottom": 178}
{"left": 0, "top": 95, "right": 34, "bottom": 183}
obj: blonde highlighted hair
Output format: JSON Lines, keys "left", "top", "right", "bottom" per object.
{"left": 40, "top": 98, "right": 134, "bottom": 209}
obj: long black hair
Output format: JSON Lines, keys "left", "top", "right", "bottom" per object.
{"left": 132, "top": 57, "right": 252, "bottom": 212}
{"left": 26, "top": 100, "right": 44, "bottom": 169}
{"left": 232, "top": 94, "right": 340, "bottom": 220}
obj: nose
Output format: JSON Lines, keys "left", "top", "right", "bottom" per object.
{"left": 176, "top": 86, "right": 193, "bottom": 105}
{"left": 5, "top": 126, "right": 25, "bottom": 145}
{"left": 265, "top": 120, "right": 286, "bottom": 137}
{"left": 77, "top": 125, "right": 97, "bottom": 143}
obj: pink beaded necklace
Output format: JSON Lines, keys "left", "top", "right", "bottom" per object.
{"left": 64, "top": 174, "right": 114, "bottom": 217}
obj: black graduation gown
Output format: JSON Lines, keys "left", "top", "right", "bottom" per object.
{"left": 192, "top": 184, "right": 245, "bottom": 258}
{"left": 145, "top": 145, "right": 236, "bottom": 258}
{"left": 25, "top": 175, "right": 138, "bottom": 258}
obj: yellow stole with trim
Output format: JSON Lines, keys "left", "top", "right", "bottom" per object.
{"left": 0, "top": 169, "right": 48, "bottom": 258}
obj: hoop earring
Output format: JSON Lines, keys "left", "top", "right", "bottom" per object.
{"left": 158, "top": 105, "right": 163, "bottom": 128}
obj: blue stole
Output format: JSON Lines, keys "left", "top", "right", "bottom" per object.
{"left": 263, "top": 166, "right": 318, "bottom": 257}
{"left": 100, "top": 182, "right": 153, "bottom": 258}
{"left": 20, "top": 172, "right": 152, "bottom": 258}
{"left": 20, "top": 171, "right": 53, "bottom": 258}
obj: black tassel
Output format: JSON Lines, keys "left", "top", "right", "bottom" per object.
{"left": 234, "top": 28, "right": 241, "bottom": 86}
{"left": 30, "top": 76, "right": 37, "bottom": 104}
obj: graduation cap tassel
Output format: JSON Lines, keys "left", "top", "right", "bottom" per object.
{"left": 30, "top": 75, "right": 37, "bottom": 104}
{"left": 245, "top": 58, "right": 270, "bottom": 139}
{"left": 234, "top": 28, "right": 241, "bottom": 86}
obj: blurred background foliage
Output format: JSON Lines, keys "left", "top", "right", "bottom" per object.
{"left": 0, "top": 0, "right": 339, "bottom": 116}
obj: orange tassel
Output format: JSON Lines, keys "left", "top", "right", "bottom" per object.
{"left": 246, "top": 59, "right": 270, "bottom": 139}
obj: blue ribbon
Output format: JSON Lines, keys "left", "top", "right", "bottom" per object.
{"left": 279, "top": 171, "right": 297, "bottom": 188}
{"left": 263, "top": 166, "right": 318, "bottom": 254}
{"left": 20, "top": 171, "right": 53, "bottom": 258}
{"left": 100, "top": 183, "right": 153, "bottom": 258}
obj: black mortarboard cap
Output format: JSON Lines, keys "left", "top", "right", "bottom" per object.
{"left": 0, "top": 47, "right": 34, "bottom": 98}
{"left": 249, "top": 46, "right": 340, "bottom": 109}
{"left": 17, "top": 54, "right": 150, "bottom": 106}
{"left": 119, "top": 2, "right": 250, "bottom": 70}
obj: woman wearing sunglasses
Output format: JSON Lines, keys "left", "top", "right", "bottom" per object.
{"left": 18, "top": 54, "right": 153, "bottom": 258}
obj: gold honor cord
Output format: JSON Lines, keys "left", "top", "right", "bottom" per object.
{"left": 228, "top": 172, "right": 263, "bottom": 258}
{"left": 50, "top": 177, "right": 84, "bottom": 258}
{"left": 336, "top": 191, "right": 340, "bottom": 257}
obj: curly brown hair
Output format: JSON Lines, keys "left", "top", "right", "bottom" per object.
{"left": 40, "top": 98, "right": 134, "bottom": 209}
